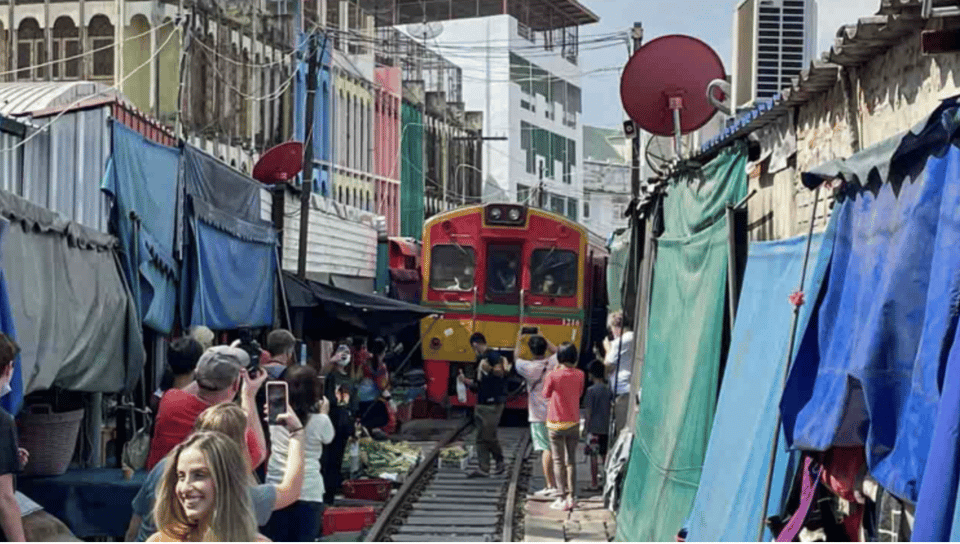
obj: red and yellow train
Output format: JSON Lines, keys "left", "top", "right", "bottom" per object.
{"left": 419, "top": 203, "right": 609, "bottom": 409}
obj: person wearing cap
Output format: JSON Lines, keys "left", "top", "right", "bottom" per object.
{"left": 145, "top": 346, "right": 268, "bottom": 471}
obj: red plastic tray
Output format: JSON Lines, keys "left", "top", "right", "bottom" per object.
{"left": 322, "top": 506, "right": 377, "bottom": 536}
{"left": 341, "top": 478, "right": 392, "bottom": 502}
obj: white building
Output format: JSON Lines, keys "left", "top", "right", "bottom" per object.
{"left": 582, "top": 125, "right": 629, "bottom": 238}
{"left": 732, "top": 0, "right": 817, "bottom": 109}
{"left": 394, "top": 0, "right": 598, "bottom": 221}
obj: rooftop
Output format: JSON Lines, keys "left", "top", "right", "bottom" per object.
{"left": 361, "top": 0, "right": 599, "bottom": 30}
{"left": 584, "top": 125, "right": 628, "bottom": 163}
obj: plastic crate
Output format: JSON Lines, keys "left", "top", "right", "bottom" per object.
{"left": 323, "top": 506, "right": 377, "bottom": 536}
{"left": 342, "top": 479, "right": 392, "bottom": 502}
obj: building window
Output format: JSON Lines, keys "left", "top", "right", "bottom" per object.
{"left": 517, "top": 183, "right": 530, "bottom": 205}
{"left": 567, "top": 198, "right": 578, "bottom": 221}
{"left": 583, "top": 201, "right": 590, "bottom": 218}
{"left": 17, "top": 19, "right": 44, "bottom": 80}
{"left": 550, "top": 194, "right": 564, "bottom": 215}
{"left": 89, "top": 15, "right": 115, "bottom": 79}
{"left": 52, "top": 17, "right": 80, "bottom": 79}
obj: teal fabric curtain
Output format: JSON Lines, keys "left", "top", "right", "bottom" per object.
{"left": 617, "top": 142, "right": 748, "bottom": 542}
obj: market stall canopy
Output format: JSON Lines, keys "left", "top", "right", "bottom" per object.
{"left": 180, "top": 145, "right": 276, "bottom": 330}
{"left": 0, "top": 188, "right": 144, "bottom": 395}
{"left": 283, "top": 271, "right": 434, "bottom": 339}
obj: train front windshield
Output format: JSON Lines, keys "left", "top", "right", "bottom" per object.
{"left": 430, "top": 245, "right": 476, "bottom": 291}
{"left": 530, "top": 249, "right": 577, "bottom": 297}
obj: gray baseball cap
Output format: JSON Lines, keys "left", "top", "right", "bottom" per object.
{"left": 195, "top": 346, "right": 250, "bottom": 391}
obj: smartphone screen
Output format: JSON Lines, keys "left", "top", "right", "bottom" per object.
{"left": 266, "top": 382, "right": 288, "bottom": 425}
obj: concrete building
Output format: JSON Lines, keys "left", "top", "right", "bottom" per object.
{"left": 732, "top": 0, "right": 817, "bottom": 110}
{"left": 582, "top": 125, "right": 629, "bottom": 239}
{"left": 377, "top": 25, "right": 483, "bottom": 236}
{"left": 379, "top": 0, "right": 598, "bottom": 220}
{"left": 700, "top": 0, "right": 960, "bottom": 243}
{"left": 0, "top": 0, "right": 301, "bottom": 171}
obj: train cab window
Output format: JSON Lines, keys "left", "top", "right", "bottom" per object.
{"left": 430, "top": 245, "right": 476, "bottom": 291}
{"left": 531, "top": 249, "right": 577, "bottom": 297}
{"left": 486, "top": 244, "right": 522, "bottom": 303}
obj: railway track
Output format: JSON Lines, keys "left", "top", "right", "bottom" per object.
{"left": 366, "top": 422, "right": 531, "bottom": 542}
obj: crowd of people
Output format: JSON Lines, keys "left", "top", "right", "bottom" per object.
{"left": 456, "top": 309, "right": 633, "bottom": 513}
{"left": 0, "top": 310, "right": 634, "bottom": 540}
{"left": 119, "top": 327, "right": 398, "bottom": 542}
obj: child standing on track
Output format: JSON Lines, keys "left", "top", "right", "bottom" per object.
{"left": 542, "top": 342, "right": 585, "bottom": 511}
{"left": 582, "top": 360, "right": 611, "bottom": 493}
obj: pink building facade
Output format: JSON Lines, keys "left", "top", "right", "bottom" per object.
{"left": 374, "top": 67, "right": 402, "bottom": 236}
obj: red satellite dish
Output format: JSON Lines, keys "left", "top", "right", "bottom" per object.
{"left": 253, "top": 141, "right": 304, "bottom": 184}
{"left": 620, "top": 35, "right": 726, "bottom": 138}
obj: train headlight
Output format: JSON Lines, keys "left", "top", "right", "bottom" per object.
{"left": 508, "top": 208, "right": 521, "bottom": 221}
{"left": 490, "top": 207, "right": 502, "bottom": 220}
{"left": 430, "top": 337, "right": 442, "bottom": 350}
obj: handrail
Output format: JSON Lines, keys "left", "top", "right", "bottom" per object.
{"left": 519, "top": 289, "right": 526, "bottom": 333}
{"left": 472, "top": 285, "right": 478, "bottom": 331}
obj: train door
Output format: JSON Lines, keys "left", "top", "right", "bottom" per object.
{"left": 484, "top": 243, "right": 523, "bottom": 305}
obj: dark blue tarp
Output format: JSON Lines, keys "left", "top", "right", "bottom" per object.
{"left": 782, "top": 99, "right": 960, "bottom": 504}
{"left": 0, "top": 254, "right": 22, "bottom": 415}
{"left": 686, "top": 232, "right": 829, "bottom": 542}
{"left": 182, "top": 145, "right": 262, "bottom": 224}
{"left": 102, "top": 122, "right": 179, "bottom": 334}
{"left": 180, "top": 149, "right": 276, "bottom": 331}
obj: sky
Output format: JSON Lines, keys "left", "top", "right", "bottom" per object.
{"left": 580, "top": 0, "right": 882, "bottom": 128}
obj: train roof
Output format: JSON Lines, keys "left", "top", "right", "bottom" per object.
{"left": 424, "top": 203, "right": 608, "bottom": 252}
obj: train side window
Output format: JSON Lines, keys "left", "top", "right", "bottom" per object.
{"left": 531, "top": 249, "right": 577, "bottom": 297}
{"left": 429, "top": 245, "right": 476, "bottom": 291}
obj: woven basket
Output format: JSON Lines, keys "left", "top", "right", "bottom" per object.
{"left": 17, "top": 404, "right": 84, "bottom": 477}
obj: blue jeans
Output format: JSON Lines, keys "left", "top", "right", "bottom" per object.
{"left": 263, "top": 500, "right": 324, "bottom": 542}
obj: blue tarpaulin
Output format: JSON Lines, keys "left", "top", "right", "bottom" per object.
{"left": 685, "top": 232, "right": 829, "bottom": 542}
{"left": 781, "top": 99, "right": 960, "bottom": 504}
{"left": 187, "top": 214, "right": 275, "bottom": 330}
{"left": 0, "top": 252, "right": 22, "bottom": 415}
{"left": 180, "top": 146, "right": 276, "bottom": 330}
{"left": 102, "top": 122, "right": 179, "bottom": 334}
{"left": 908, "top": 107, "right": 960, "bottom": 541}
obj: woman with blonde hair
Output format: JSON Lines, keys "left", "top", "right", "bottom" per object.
{"left": 148, "top": 431, "right": 269, "bottom": 542}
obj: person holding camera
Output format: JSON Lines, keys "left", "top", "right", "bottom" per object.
{"left": 603, "top": 311, "right": 634, "bottom": 434}
{"left": 459, "top": 333, "right": 511, "bottom": 478}
{"left": 145, "top": 346, "right": 268, "bottom": 471}
{"left": 513, "top": 330, "right": 559, "bottom": 498}
{"left": 320, "top": 342, "right": 355, "bottom": 505}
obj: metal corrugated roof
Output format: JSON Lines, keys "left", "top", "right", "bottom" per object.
{"left": 0, "top": 82, "right": 122, "bottom": 117}
{"left": 698, "top": 4, "right": 927, "bottom": 157}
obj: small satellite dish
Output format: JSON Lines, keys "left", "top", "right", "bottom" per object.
{"left": 253, "top": 141, "right": 303, "bottom": 184}
{"left": 407, "top": 21, "right": 443, "bottom": 41}
{"left": 620, "top": 35, "right": 726, "bottom": 141}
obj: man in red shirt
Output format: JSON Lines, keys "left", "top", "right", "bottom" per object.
{"left": 146, "top": 345, "right": 268, "bottom": 470}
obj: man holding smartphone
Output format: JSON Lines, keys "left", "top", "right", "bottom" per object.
{"left": 513, "top": 329, "right": 560, "bottom": 498}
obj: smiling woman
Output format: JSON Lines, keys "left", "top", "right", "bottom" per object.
{"left": 149, "top": 432, "right": 269, "bottom": 542}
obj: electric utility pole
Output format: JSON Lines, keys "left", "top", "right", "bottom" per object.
{"left": 297, "top": 32, "right": 319, "bottom": 279}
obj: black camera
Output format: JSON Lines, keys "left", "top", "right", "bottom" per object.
{"left": 237, "top": 328, "right": 262, "bottom": 378}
